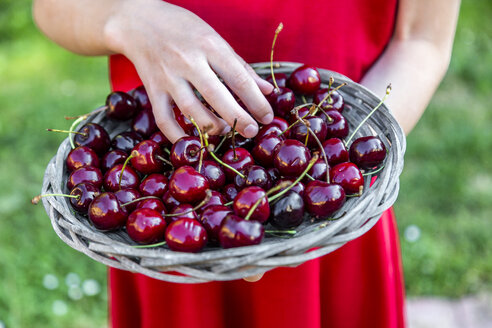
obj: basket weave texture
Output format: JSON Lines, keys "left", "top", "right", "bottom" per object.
{"left": 41, "top": 62, "right": 406, "bottom": 283}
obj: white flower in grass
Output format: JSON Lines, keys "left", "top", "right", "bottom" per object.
{"left": 65, "top": 272, "right": 80, "bottom": 287}
{"left": 68, "top": 285, "right": 84, "bottom": 301}
{"left": 82, "top": 279, "right": 101, "bottom": 296}
{"left": 404, "top": 224, "right": 421, "bottom": 243}
{"left": 43, "top": 274, "right": 59, "bottom": 290}
{"left": 52, "top": 300, "right": 68, "bottom": 316}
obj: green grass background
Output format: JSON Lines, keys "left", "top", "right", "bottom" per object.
{"left": 0, "top": 1, "right": 491, "bottom": 327}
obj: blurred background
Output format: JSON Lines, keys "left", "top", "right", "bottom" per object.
{"left": 0, "top": 1, "right": 491, "bottom": 327}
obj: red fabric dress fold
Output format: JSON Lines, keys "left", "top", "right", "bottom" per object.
{"left": 108, "top": 1, "right": 406, "bottom": 327}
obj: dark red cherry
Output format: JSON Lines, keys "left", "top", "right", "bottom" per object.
{"left": 223, "top": 135, "right": 254, "bottom": 152}
{"left": 267, "top": 87, "right": 296, "bottom": 118}
{"left": 114, "top": 188, "right": 141, "bottom": 212}
{"left": 233, "top": 186, "right": 269, "bottom": 223}
{"left": 267, "top": 167, "right": 281, "bottom": 185}
{"left": 322, "top": 138, "right": 349, "bottom": 166}
{"left": 199, "top": 190, "right": 226, "bottom": 213}
{"left": 287, "top": 106, "right": 311, "bottom": 124}
{"left": 103, "top": 163, "right": 140, "bottom": 192}
{"left": 313, "top": 88, "right": 345, "bottom": 112}
{"left": 162, "top": 190, "right": 180, "bottom": 212}
{"left": 66, "top": 146, "right": 100, "bottom": 172}
{"left": 223, "top": 184, "right": 238, "bottom": 202}
{"left": 234, "top": 165, "right": 271, "bottom": 190}
{"left": 273, "top": 139, "right": 311, "bottom": 178}
{"left": 165, "top": 218, "right": 208, "bottom": 253}
{"left": 288, "top": 65, "right": 321, "bottom": 95}
{"left": 101, "top": 150, "right": 128, "bottom": 173}
{"left": 126, "top": 208, "right": 166, "bottom": 244}
{"left": 67, "top": 166, "right": 103, "bottom": 190}
{"left": 74, "top": 123, "right": 110, "bottom": 156}
{"left": 132, "top": 108, "right": 158, "bottom": 137}
{"left": 290, "top": 116, "right": 327, "bottom": 148}
{"left": 106, "top": 91, "right": 138, "bottom": 120}
{"left": 170, "top": 136, "right": 207, "bottom": 168}
{"left": 270, "top": 191, "right": 305, "bottom": 229}
{"left": 168, "top": 204, "right": 198, "bottom": 225}
{"left": 131, "top": 140, "right": 165, "bottom": 174}
{"left": 69, "top": 182, "right": 100, "bottom": 213}
{"left": 221, "top": 148, "right": 254, "bottom": 181}
{"left": 195, "top": 160, "right": 226, "bottom": 190}
{"left": 139, "top": 173, "right": 168, "bottom": 197}
{"left": 266, "top": 73, "right": 287, "bottom": 88}
{"left": 254, "top": 124, "right": 285, "bottom": 142}
{"left": 330, "top": 162, "right": 364, "bottom": 195}
{"left": 130, "top": 85, "right": 152, "bottom": 110}
{"left": 169, "top": 166, "right": 209, "bottom": 204}
{"left": 136, "top": 198, "right": 167, "bottom": 217}
{"left": 275, "top": 179, "right": 305, "bottom": 197}
{"left": 88, "top": 192, "right": 128, "bottom": 231}
{"left": 320, "top": 110, "right": 349, "bottom": 139}
{"left": 349, "top": 136, "right": 387, "bottom": 169}
{"left": 199, "top": 205, "right": 233, "bottom": 243}
{"left": 252, "top": 134, "right": 282, "bottom": 168}
{"left": 308, "top": 158, "right": 329, "bottom": 181}
{"left": 111, "top": 131, "right": 143, "bottom": 154}
{"left": 270, "top": 116, "right": 290, "bottom": 134}
{"left": 149, "top": 131, "right": 171, "bottom": 148}
{"left": 172, "top": 107, "right": 195, "bottom": 135}
{"left": 304, "top": 181, "right": 345, "bottom": 218}
{"left": 218, "top": 214, "right": 264, "bottom": 249}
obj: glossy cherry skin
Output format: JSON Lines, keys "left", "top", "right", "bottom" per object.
{"left": 74, "top": 123, "right": 111, "bottom": 156}
{"left": 132, "top": 108, "right": 158, "bottom": 137}
{"left": 111, "top": 131, "right": 143, "bottom": 154}
{"left": 222, "top": 135, "right": 254, "bottom": 153}
{"left": 308, "top": 158, "right": 329, "bottom": 182}
{"left": 271, "top": 116, "right": 290, "bottom": 133}
{"left": 170, "top": 136, "right": 207, "bottom": 168}
{"left": 88, "top": 192, "right": 128, "bottom": 231}
{"left": 267, "top": 167, "right": 281, "bottom": 185}
{"left": 321, "top": 110, "right": 349, "bottom": 139}
{"left": 223, "top": 184, "right": 238, "bottom": 202}
{"left": 195, "top": 160, "right": 226, "bottom": 190}
{"left": 273, "top": 139, "right": 311, "bottom": 178}
{"left": 349, "top": 136, "right": 387, "bottom": 169}
{"left": 267, "top": 87, "right": 296, "bottom": 118}
{"left": 252, "top": 134, "right": 282, "bottom": 168}
{"left": 275, "top": 179, "right": 305, "bottom": 197}
{"left": 103, "top": 163, "right": 140, "bottom": 192}
{"left": 130, "top": 85, "right": 152, "bottom": 110}
{"left": 291, "top": 116, "right": 328, "bottom": 148}
{"left": 322, "top": 138, "right": 349, "bottom": 166}
{"left": 106, "top": 91, "right": 138, "bottom": 120}
{"left": 233, "top": 186, "right": 269, "bottom": 223}
{"left": 114, "top": 188, "right": 141, "bottom": 212}
{"left": 254, "top": 124, "right": 285, "bottom": 142}
{"left": 66, "top": 146, "right": 100, "bottom": 172}
{"left": 161, "top": 190, "right": 180, "bottom": 211}
{"left": 199, "top": 205, "right": 233, "bottom": 243}
{"left": 304, "top": 181, "right": 346, "bottom": 218}
{"left": 165, "top": 218, "right": 208, "bottom": 253}
{"left": 330, "top": 162, "right": 364, "bottom": 195}
{"left": 313, "top": 88, "right": 345, "bottom": 112}
{"left": 221, "top": 148, "right": 254, "bottom": 181}
{"left": 287, "top": 105, "right": 311, "bottom": 124}
{"left": 131, "top": 140, "right": 165, "bottom": 174}
{"left": 149, "top": 131, "right": 171, "bottom": 148}
{"left": 136, "top": 198, "right": 167, "bottom": 217}
{"left": 234, "top": 165, "right": 271, "bottom": 190}
{"left": 126, "top": 208, "right": 166, "bottom": 244}
{"left": 199, "top": 190, "right": 227, "bottom": 213}
{"left": 218, "top": 214, "right": 264, "bottom": 249}
{"left": 169, "top": 166, "right": 210, "bottom": 204}
{"left": 69, "top": 182, "right": 100, "bottom": 213}
{"left": 270, "top": 191, "right": 305, "bottom": 229}
{"left": 288, "top": 65, "right": 321, "bottom": 95}
{"left": 172, "top": 107, "right": 196, "bottom": 135}
{"left": 101, "top": 150, "right": 127, "bottom": 173}
{"left": 168, "top": 204, "right": 198, "bottom": 225}
{"left": 139, "top": 174, "right": 168, "bottom": 197}
{"left": 266, "top": 73, "right": 287, "bottom": 88}
{"left": 67, "top": 166, "right": 103, "bottom": 190}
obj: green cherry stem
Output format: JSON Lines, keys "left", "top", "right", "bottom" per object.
{"left": 313, "top": 82, "right": 347, "bottom": 115}
{"left": 270, "top": 23, "right": 283, "bottom": 90}
{"left": 131, "top": 240, "right": 167, "bottom": 248}
{"left": 46, "top": 128, "right": 86, "bottom": 150}
{"left": 188, "top": 116, "right": 205, "bottom": 172}
{"left": 162, "top": 190, "right": 212, "bottom": 217}
{"left": 265, "top": 229, "right": 297, "bottom": 235}
{"left": 31, "top": 193, "right": 79, "bottom": 205}
{"left": 68, "top": 113, "right": 91, "bottom": 148}
{"left": 156, "top": 155, "right": 173, "bottom": 167}
{"left": 244, "top": 181, "right": 291, "bottom": 221}
{"left": 119, "top": 152, "right": 136, "bottom": 190}
{"left": 362, "top": 165, "right": 385, "bottom": 176}
{"left": 278, "top": 103, "right": 315, "bottom": 137}
{"left": 121, "top": 195, "right": 161, "bottom": 207}
{"left": 203, "top": 133, "right": 246, "bottom": 179}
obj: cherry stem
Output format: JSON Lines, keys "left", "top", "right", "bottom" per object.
{"left": 163, "top": 190, "right": 212, "bottom": 217}
{"left": 362, "top": 165, "right": 385, "bottom": 176}
{"left": 31, "top": 193, "right": 79, "bottom": 205}
{"left": 268, "top": 154, "right": 319, "bottom": 203}
{"left": 346, "top": 84, "right": 392, "bottom": 145}
{"left": 46, "top": 129, "right": 85, "bottom": 135}
{"left": 270, "top": 23, "right": 283, "bottom": 90}
{"left": 231, "top": 118, "right": 238, "bottom": 160}
{"left": 121, "top": 195, "right": 161, "bottom": 207}
{"left": 326, "top": 77, "right": 334, "bottom": 103}
{"left": 131, "top": 240, "right": 167, "bottom": 248}
{"left": 314, "top": 82, "right": 347, "bottom": 114}
{"left": 278, "top": 103, "right": 314, "bottom": 137}
{"left": 120, "top": 153, "right": 136, "bottom": 189}
{"left": 156, "top": 155, "right": 173, "bottom": 167}
{"left": 68, "top": 115, "right": 88, "bottom": 148}
{"left": 316, "top": 107, "right": 334, "bottom": 123}
{"left": 188, "top": 116, "right": 205, "bottom": 172}
{"left": 254, "top": 62, "right": 280, "bottom": 72}
{"left": 244, "top": 181, "right": 291, "bottom": 221}
{"left": 306, "top": 173, "right": 315, "bottom": 181}
{"left": 64, "top": 105, "right": 108, "bottom": 120}
{"left": 214, "top": 132, "right": 230, "bottom": 154}
{"left": 265, "top": 229, "right": 297, "bottom": 235}
{"left": 163, "top": 148, "right": 171, "bottom": 155}
{"left": 301, "top": 95, "right": 308, "bottom": 104}
{"left": 203, "top": 133, "right": 246, "bottom": 179}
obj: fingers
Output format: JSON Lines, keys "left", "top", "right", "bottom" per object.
{"left": 149, "top": 91, "right": 187, "bottom": 143}
{"left": 234, "top": 54, "right": 274, "bottom": 96}
{"left": 242, "top": 273, "right": 264, "bottom": 282}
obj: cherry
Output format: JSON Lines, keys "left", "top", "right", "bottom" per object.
{"left": 349, "top": 136, "right": 387, "bottom": 169}
{"left": 287, "top": 106, "right": 310, "bottom": 124}
{"left": 234, "top": 165, "right": 271, "bottom": 190}
{"left": 290, "top": 116, "right": 328, "bottom": 148}
{"left": 165, "top": 218, "right": 208, "bottom": 253}
{"left": 139, "top": 173, "right": 168, "bottom": 198}
{"left": 254, "top": 124, "right": 285, "bottom": 142}
{"left": 221, "top": 148, "right": 254, "bottom": 181}
{"left": 88, "top": 192, "right": 128, "bottom": 231}
{"left": 169, "top": 166, "right": 209, "bottom": 204}
{"left": 111, "top": 131, "right": 143, "bottom": 154}
{"left": 199, "top": 190, "right": 226, "bottom": 213}
{"left": 74, "top": 123, "right": 110, "bottom": 156}
{"left": 267, "top": 167, "right": 281, "bottom": 185}
{"left": 132, "top": 108, "right": 158, "bottom": 137}
{"left": 149, "top": 131, "right": 171, "bottom": 149}
{"left": 103, "top": 163, "right": 140, "bottom": 192}
{"left": 266, "top": 73, "right": 287, "bottom": 88}
{"left": 66, "top": 146, "right": 100, "bottom": 172}
{"left": 320, "top": 109, "right": 349, "bottom": 139}
{"left": 288, "top": 65, "right": 321, "bottom": 95}
{"left": 101, "top": 150, "right": 128, "bottom": 173}
{"left": 136, "top": 198, "right": 167, "bottom": 217}
{"left": 252, "top": 134, "right": 283, "bottom": 167}
{"left": 114, "top": 188, "right": 141, "bottom": 212}
{"left": 270, "top": 116, "right": 290, "bottom": 134}
{"left": 267, "top": 87, "right": 296, "bottom": 118}
{"left": 130, "top": 140, "right": 165, "bottom": 174}
{"left": 106, "top": 91, "right": 138, "bottom": 120}
{"left": 126, "top": 208, "right": 166, "bottom": 245}
{"left": 130, "top": 85, "right": 152, "bottom": 110}
{"left": 308, "top": 158, "right": 328, "bottom": 181}
{"left": 67, "top": 166, "right": 103, "bottom": 190}
{"left": 273, "top": 139, "right": 311, "bottom": 178}
{"left": 218, "top": 214, "right": 264, "bottom": 249}
{"left": 275, "top": 179, "right": 305, "bottom": 197}
{"left": 199, "top": 205, "right": 233, "bottom": 243}
{"left": 195, "top": 160, "right": 226, "bottom": 190}
{"left": 330, "top": 162, "right": 364, "bottom": 195}
{"left": 313, "top": 88, "right": 345, "bottom": 112}
{"left": 69, "top": 182, "right": 100, "bottom": 213}
{"left": 223, "top": 135, "right": 254, "bottom": 152}
{"left": 172, "top": 107, "right": 196, "bottom": 135}
{"left": 170, "top": 136, "right": 206, "bottom": 168}
{"left": 322, "top": 138, "right": 349, "bottom": 166}
{"left": 223, "top": 184, "right": 238, "bottom": 202}
{"left": 233, "top": 186, "right": 269, "bottom": 223}
{"left": 270, "top": 191, "right": 305, "bottom": 229}
{"left": 168, "top": 204, "right": 198, "bottom": 225}
{"left": 304, "top": 181, "right": 345, "bottom": 218}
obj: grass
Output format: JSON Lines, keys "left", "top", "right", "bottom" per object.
{"left": 0, "top": 0, "right": 491, "bottom": 327}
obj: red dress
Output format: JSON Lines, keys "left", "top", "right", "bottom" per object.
{"left": 108, "top": 1, "right": 406, "bottom": 327}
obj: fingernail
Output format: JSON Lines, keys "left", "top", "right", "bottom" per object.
{"left": 261, "top": 113, "right": 274, "bottom": 124}
{"left": 244, "top": 124, "right": 258, "bottom": 138}
{"left": 221, "top": 125, "right": 231, "bottom": 135}
{"left": 256, "top": 77, "right": 274, "bottom": 94}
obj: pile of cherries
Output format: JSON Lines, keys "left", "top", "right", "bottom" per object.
{"left": 35, "top": 64, "right": 387, "bottom": 253}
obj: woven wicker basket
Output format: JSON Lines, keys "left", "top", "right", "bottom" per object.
{"left": 40, "top": 62, "right": 406, "bottom": 283}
